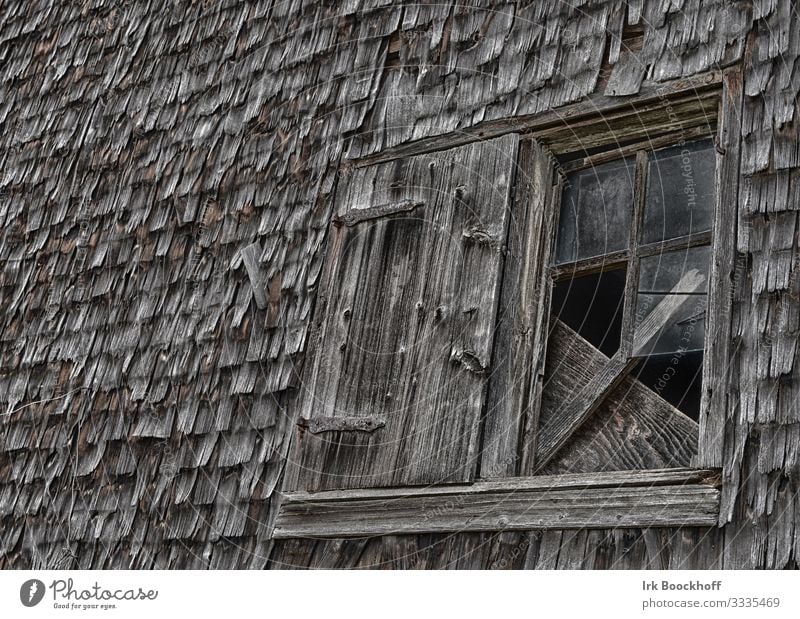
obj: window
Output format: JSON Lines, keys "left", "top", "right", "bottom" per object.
{"left": 535, "top": 138, "right": 716, "bottom": 474}
{"left": 274, "top": 79, "right": 733, "bottom": 538}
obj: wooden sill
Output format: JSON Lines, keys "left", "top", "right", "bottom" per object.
{"left": 272, "top": 468, "right": 721, "bottom": 539}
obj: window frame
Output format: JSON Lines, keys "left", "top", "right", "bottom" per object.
{"left": 506, "top": 74, "right": 740, "bottom": 479}
{"left": 530, "top": 136, "right": 717, "bottom": 472}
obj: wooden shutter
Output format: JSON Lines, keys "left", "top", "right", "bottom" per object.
{"left": 286, "top": 135, "right": 519, "bottom": 491}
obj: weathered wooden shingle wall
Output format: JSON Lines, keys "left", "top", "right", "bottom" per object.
{"left": 0, "top": 0, "right": 361, "bottom": 569}
{"left": 720, "top": 0, "right": 800, "bottom": 569}
{"left": 270, "top": 527, "right": 725, "bottom": 569}
{"left": 0, "top": 0, "right": 796, "bottom": 569}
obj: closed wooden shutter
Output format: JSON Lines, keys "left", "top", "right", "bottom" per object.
{"left": 286, "top": 135, "right": 519, "bottom": 491}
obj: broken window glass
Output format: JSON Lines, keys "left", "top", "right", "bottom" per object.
{"left": 632, "top": 350, "right": 704, "bottom": 421}
{"left": 641, "top": 139, "right": 715, "bottom": 245}
{"left": 555, "top": 158, "right": 635, "bottom": 264}
{"left": 634, "top": 246, "right": 710, "bottom": 356}
{"left": 551, "top": 268, "right": 627, "bottom": 357}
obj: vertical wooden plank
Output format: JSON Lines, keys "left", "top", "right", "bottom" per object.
{"left": 267, "top": 539, "right": 318, "bottom": 570}
{"left": 481, "top": 139, "right": 556, "bottom": 477}
{"left": 555, "top": 529, "right": 590, "bottom": 569}
{"left": 286, "top": 135, "right": 520, "bottom": 491}
{"left": 532, "top": 530, "right": 563, "bottom": 569}
{"left": 697, "top": 66, "right": 743, "bottom": 468}
{"left": 619, "top": 149, "right": 648, "bottom": 356}
{"left": 518, "top": 170, "right": 562, "bottom": 476}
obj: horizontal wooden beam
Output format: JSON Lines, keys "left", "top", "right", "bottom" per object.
{"left": 347, "top": 71, "right": 722, "bottom": 168}
{"left": 272, "top": 468, "right": 721, "bottom": 539}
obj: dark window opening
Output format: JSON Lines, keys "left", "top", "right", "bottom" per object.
{"left": 632, "top": 351, "right": 704, "bottom": 421}
{"left": 552, "top": 268, "right": 627, "bottom": 357}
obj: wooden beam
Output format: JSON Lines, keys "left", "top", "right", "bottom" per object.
{"left": 346, "top": 71, "right": 722, "bottom": 168}
{"left": 560, "top": 125, "right": 715, "bottom": 174}
{"left": 698, "top": 66, "right": 743, "bottom": 470}
{"left": 272, "top": 468, "right": 721, "bottom": 539}
{"left": 480, "top": 140, "right": 557, "bottom": 478}
{"left": 535, "top": 269, "right": 707, "bottom": 471}
{"left": 534, "top": 92, "right": 719, "bottom": 155}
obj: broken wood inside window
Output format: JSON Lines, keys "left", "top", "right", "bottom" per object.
{"left": 635, "top": 246, "right": 710, "bottom": 355}
{"left": 552, "top": 268, "right": 626, "bottom": 357}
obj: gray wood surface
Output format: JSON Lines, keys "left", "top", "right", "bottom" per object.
{"left": 697, "top": 66, "right": 743, "bottom": 469}
{"left": 350, "top": 72, "right": 722, "bottom": 168}
{"left": 539, "top": 321, "right": 698, "bottom": 474}
{"left": 535, "top": 270, "right": 706, "bottom": 470}
{"left": 481, "top": 140, "right": 557, "bottom": 477}
{"left": 240, "top": 241, "right": 267, "bottom": 310}
{"left": 273, "top": 468, "right": 720, "bottom": 538}
{"left": 285, "top": 135, "right": 519, "bottom": 491}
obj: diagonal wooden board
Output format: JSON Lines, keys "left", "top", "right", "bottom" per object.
{"left": 537, "top": 320, "right": 699, "bottom": 474}
{"left": 535, "top": 269, "right": 705, "bottom": 471}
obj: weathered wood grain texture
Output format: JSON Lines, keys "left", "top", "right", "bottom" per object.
{"left": 539, "top": 321, "right": 698, "bottom": 475}
{"left": 4, "top": 0, "right": 799, "bottom": 571}
{"left": 535, "top": 92, "right": 720, "bottom": 155}
{"left": 536, "top": 270, "right": 706, "bottom": 470}
{"left": 697, "top": 66, "right": 743, "bottom": 469}
{"left": 273, "top": 468, "right": 720, "bottom": 539}
{"left": 240, "top": 241, "right": 267, "bottom": 310}
{"left": 268, "top": 525, "right": 724, "bottom": 569}
{"left": 352, "top": 72, "right": 722, "bottom": 168}
{"left": 481, "top": 139, "right": 556, "bottom": 478}
{"left": 519, "top": 176, "right": 564, "bottom": 475}
{"left": 346, "top": 0, "right": 743, "bottom": 160}
{"left": 284, "top": 135, "right": 519, "bottom": 491}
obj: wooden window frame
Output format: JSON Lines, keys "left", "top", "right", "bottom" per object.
{"left": 532, "top": 139, "right": 715, "bottom": 472}
{"left": 504, "top": 69, "right": 741, "bottom": 482}
{"left": 273, "top": 68, "right": 742, "bottom": 538}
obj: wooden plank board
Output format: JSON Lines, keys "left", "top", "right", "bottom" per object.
{"left": 539, "top": 321, "right": 698, "bottom": 475}
{"left": 519, "top": 175, "right": 564, "bottom": 475}
{"left": 535, "top": 270, "right": 707, "bottom": 470}
{"left": 537, "top": 93, "right": 719, "bottom": 154}
{"left": 697, "top": 66, "right": 743, "bottom": 469}
{"left": 480, "top": 139, "right": 556, "bottom": 477}
{"left": 272, "top": 468, "right": 720, "bottom": 539}
{"left": 284, "top": 135, "right": 519, "bottom": 492}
